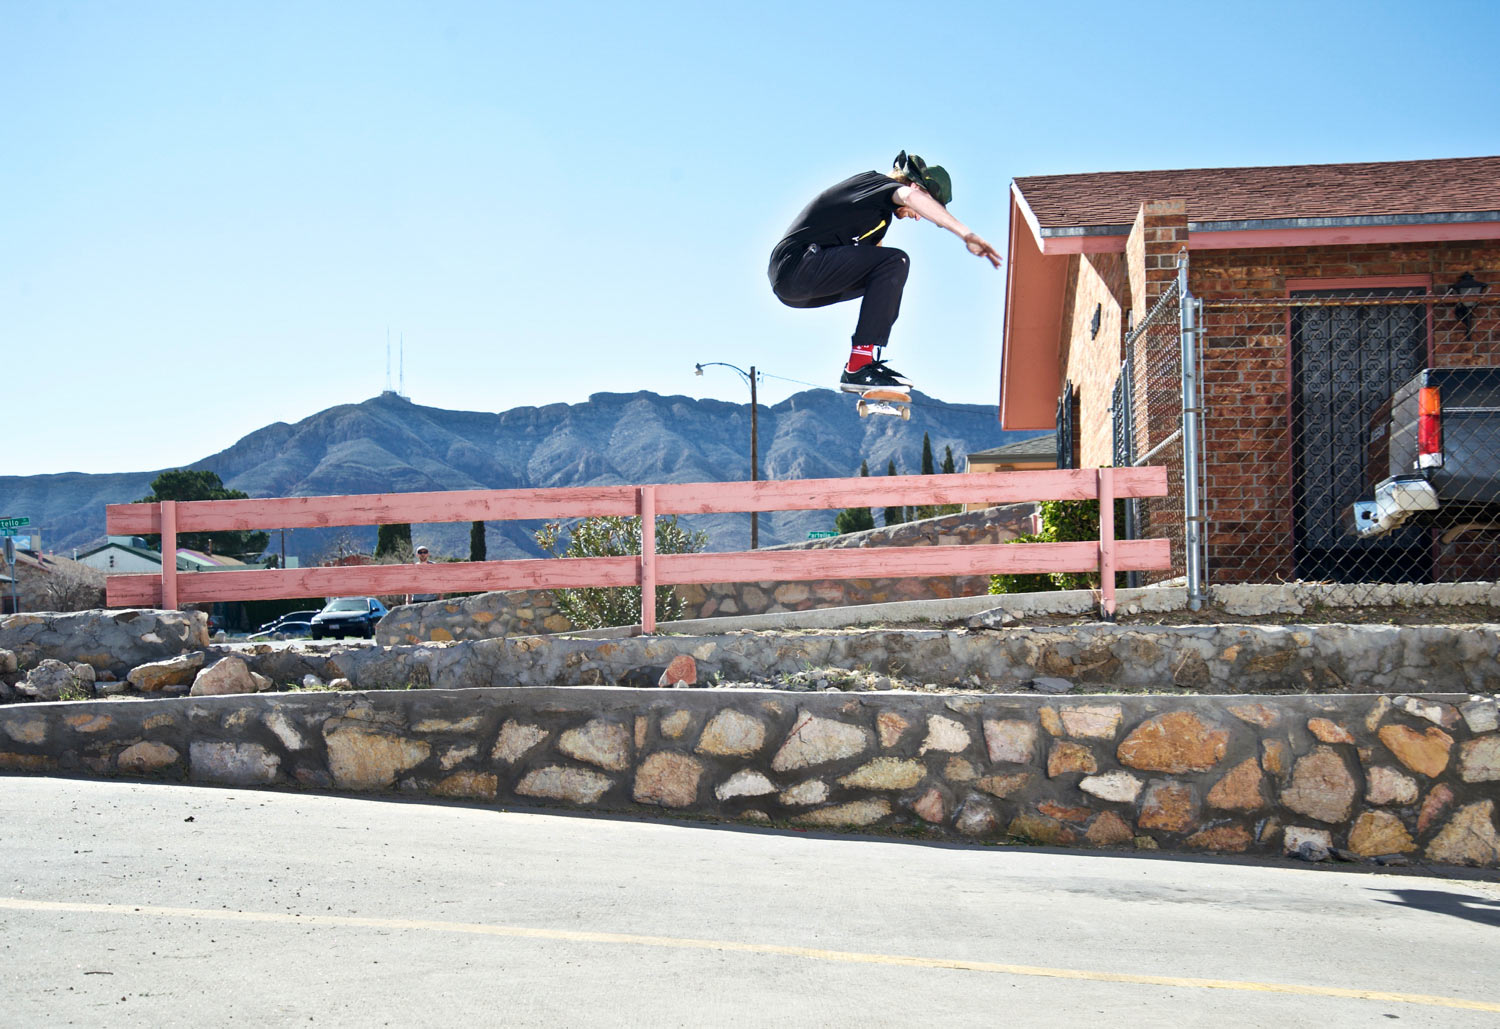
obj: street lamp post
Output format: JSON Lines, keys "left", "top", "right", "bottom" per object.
{"left": 695, "top": 362, "right": 759, "bottom": 549}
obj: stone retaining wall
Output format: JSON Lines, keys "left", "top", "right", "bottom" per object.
{"left": 0, "top": 610, "right": 208, "bottom": 677}
{"left": 2, "top": 687, "right": 1496, "bottom": 869}
{"left": 377, "top": 505, "right": 1035, "bottom": 645}
{"left": 328, "top": 623, "right": 1500, "bottom": 695}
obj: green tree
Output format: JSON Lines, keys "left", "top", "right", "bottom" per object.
{"left": 939, "top": 444, "right": 962, "bottom": 514}
{"left": 834, "top": 506, "right": 874, "bottom": 534}
{"left": 375, "top": 523, "right": 412, "bottom": 559}
{"left": 535, "top": 515, "right": 709, "bottom": 629}
{"left": 883, "top": 459, "right": 906, "bottom": 527}
{"left": 834, "top": 460, "right": 874, "bottom": 535}
{"left": 988, "top": 498, "right": 1125, "bottom": 595}
{"left": 915, "top": 433, "right": 937, "bottom": 519}
{"left": 136, "top": 469, "right": 269, "bottom": 559}
{"left": 470, "top": 520, "right": 488, "bottom": 562}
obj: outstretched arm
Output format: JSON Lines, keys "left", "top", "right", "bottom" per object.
{"left": 893, "top": 185, "right": 1002, "bottom": 268}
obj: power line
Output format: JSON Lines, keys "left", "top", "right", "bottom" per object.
{"left": 755, "top": 371, "right": 1005, "bottom": 421}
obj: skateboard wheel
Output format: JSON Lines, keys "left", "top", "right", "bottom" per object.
{"left": 856, "top": 400, "right": 868, "bottom": 417}
{"left": 900, "top": 406, "right": 910, "bottom": 421}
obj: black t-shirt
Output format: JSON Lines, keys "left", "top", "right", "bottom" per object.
{"left": 769, "top": 171, "right": 902, "bottom": 276}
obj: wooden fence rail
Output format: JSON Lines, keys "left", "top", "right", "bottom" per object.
{"left": 105, "top": 467, "right": 1173, "bottom": 628}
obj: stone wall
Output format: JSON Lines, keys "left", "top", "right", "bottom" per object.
{"left": 2, "top": 687, "right": 1496, "bottom": 869}
{"left": 323, "top": 622, "right": 1500, "bottom": 695}
{"left": 378, "top": 505, "right": 1036, "bottom": 645}
{"left": 0, "top": 610, "right": 207, "bottom": 677}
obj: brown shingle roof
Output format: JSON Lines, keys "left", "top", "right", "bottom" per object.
{"left": 1015, "top": 155, "right": 1500, "bottom": 231}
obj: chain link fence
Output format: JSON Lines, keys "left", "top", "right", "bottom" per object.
{"left": 1113, "top": 280, "right": 1191, "bottom": 585}
{"left": 1195, "top": 289, "right": 1500, "bottom": 594}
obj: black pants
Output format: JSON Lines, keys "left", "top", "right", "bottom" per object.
{"left": 771, "top": 244, "right": 910, "bottom": 350}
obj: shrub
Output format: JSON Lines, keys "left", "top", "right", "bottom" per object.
{"left": 535, "top": 515, "right": 709, "bottom": 629}
{"left": 989, "top": 498, "right": 1124, "bottom": 595}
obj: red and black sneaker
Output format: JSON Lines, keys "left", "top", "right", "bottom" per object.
{"left": 839, "top": 359, "right": 910, "bottom": 393}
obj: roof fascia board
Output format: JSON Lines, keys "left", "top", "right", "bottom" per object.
{"left": 1036, "top": 219, "right": 1500, "bottom": 255}
{"left": 1010, "top": 181, "right": 1046, "bottom": 249}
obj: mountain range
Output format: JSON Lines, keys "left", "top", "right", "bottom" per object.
{"left": 2, "top": 389, "right": 1045, "bottom": 563}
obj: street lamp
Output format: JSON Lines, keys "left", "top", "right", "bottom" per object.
{"left": 695, "top": 361, "right": 760, "bottom": 549}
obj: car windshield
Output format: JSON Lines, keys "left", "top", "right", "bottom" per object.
{"left": 324, "top": 598, "right": 369, "bottom": 613}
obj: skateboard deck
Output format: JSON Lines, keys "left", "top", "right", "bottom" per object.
{"left": 856, "top": 387, "right": 911, "bottom": 421}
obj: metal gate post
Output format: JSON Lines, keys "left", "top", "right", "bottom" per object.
{"left": 1177, "top": 253, "right": 1207, "bottom": 609}
{"left": 639, "top": 486, "right": 657, "bottom": 634}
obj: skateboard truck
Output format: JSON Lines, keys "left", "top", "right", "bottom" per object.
{"left": 856, "top": 387, "right": 911, "bottom": 421}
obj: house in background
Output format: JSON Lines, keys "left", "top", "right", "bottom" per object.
{"left": 75, "top": 537, "right": 253, "bottom": 575}
{"left": 999, "top": 155, "right": 1500, "bottom": 583}
{"left": 964, "top": 433, "right": 1056, "bottom": 515}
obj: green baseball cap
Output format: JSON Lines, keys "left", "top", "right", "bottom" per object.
{"left": 894, "top": 150, "right": 953, "bottom": 206}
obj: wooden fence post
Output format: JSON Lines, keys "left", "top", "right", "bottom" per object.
{"left": 160, "top": 501, "right": 179, "bottom": 611}
{"left": 1097, "top": 468, "right": 1115, "bottom": 620}
{"left": 639, "top": 486, "right": 657, "bottom": 634}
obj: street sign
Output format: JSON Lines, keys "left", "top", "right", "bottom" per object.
{"left": 807, "top": 530, "right": 838, "bottom": 539}
{"left": 0, "top": 516, "right": 29, "bottom": 530}
{"left": 0, "top": 529, "right": 25, "bottom": 537}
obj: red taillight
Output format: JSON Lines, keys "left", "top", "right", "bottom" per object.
{"left": 1418, "top": 386, "right": 1442, "bottom": 457}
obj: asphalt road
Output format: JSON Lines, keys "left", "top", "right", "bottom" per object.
{"left": 2, "top": 777, "right": 1498, "bottom": 1028}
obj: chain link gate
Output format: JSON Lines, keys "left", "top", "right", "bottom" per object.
{"left": 1193, "top": 287, "right": 1500, "bottom": 597}
{"left": 1112, "top": 258, "right": 1206, "bottom": 598}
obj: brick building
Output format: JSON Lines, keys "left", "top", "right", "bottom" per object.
{"left": 999, "top": 155, "right": 1500, "bottom": 584}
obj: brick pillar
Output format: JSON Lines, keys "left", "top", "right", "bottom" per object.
{"left": 1126, "top": 199, "right": 1188, "bottom": 324}
{"left": 1123, "top": 200, "right": 1189, "bottom": 556}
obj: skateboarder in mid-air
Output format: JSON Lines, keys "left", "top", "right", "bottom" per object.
{"left": 768, "top": 151, "right": 1002, "bottom": 397}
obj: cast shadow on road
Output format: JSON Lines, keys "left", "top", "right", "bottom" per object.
{"left": 1372, "top": 888, "right": 1500, "bottom": 928}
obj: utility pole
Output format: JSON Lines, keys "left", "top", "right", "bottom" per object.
{"left": 749, "top": 365, "right": 759, "bottom": 550}
{"left": 695, "top": 362, "right": 762, "bottom": 550}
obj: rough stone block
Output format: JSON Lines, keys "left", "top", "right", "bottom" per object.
{"left": 1377, "top": 724, "right": 1453, "bottom": 778}
{"left": 1186, "top": 824, "right": 1252, "bottom": 852}
{"left": 791, "top": 798, "right": 890, "bottom": 828}
{"left": 493, "top": 720, "right": 548, "bottom": 764}
{"left": 1365, "top": 766, "right": 1418, "bottom": 806}
{"left": 1206, "top": 758, "right": 1265, "bottom": 812}
{"left": 839, "top": 758, "right": 924, "bottom": 791}
{"left": 1139, "top": 781, "right": 1198, "bottom": 833}
{"left": 517, "top": 765, "right": 613, "bottom": 804}
{"left": 190, "top": 741, "right": 280, "bottom": 786}
{"left": 1117, "top": 711, "right": 1228, "bottom": 773}
{"left": 778, "top": 779, "right": 829, "bottom": 806}
{"left": 324, "top": 728, "right": 429, "bottom": 790}
{"left": 770, "top": 712, "right": 870, "bottom": 772}
{"left": 117, "top": 741, "right": 180, "bottom": 774}
{"left": 432, "top": 771, "right": 498, "bottom": 800}
{"left": 919, "top": 715, "right": 969, "bottom": 754}
{"left": 715, "top": 769, "right": 776, "bottom": 800}
{"left": 190, "top": 656, "right": 258, "bottom": 697}
{"left": 1079, "top": 770, "right": 1142, "bottom": 803}
{"left": 1281, "top": 747, "right": 1357, "bottom": 824}
{"left": 1060, "top": 704, "right": 1123, "bottom": 740}
{"left": 559, "top": 719, "right": 631, "bottom": 772}
{"left": 1283, "top": 825, "right": 1333, "bottom": 861}
{"left": 633, "top": 752, "right": 703, "bottom": 808}
{"left": 696, "top": 710, "right": 766, "bottom": 757}
{"left": 876, "top": 712, "right": 909, "bottom": 749}
{"left": 983, "top": 719, "right": 1038, "bottom": 765}
{"left": 1085, "top": 811, "right": 1134, "bottom": 847}
{"left": 1424, "top": 801, "right": 1500, "bottom": 867}
{"left": 1348, "top": 810, "right": 1416, "bottom": 857}
{"left": 1307, "top": 718, "right": 1355, "bottom": 745}
{"left": 1047, "top": 741, "right": 1097, "bottom": 777}
{"left": 1458, "top": 736, "right": 1500, "bottom": 783}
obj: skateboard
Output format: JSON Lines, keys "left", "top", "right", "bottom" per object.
{"left": 856, "top": 387, "right": 911, "bottom": 420}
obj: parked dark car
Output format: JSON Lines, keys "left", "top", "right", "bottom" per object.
{"left": 248, "top": 610, "right": 319, "bottom": 640}
{"left": 1348, "top": 367, "right": 1500, "bottom": 539}
{"left": 310, "top": 597, "right": 389, "bottom": 640}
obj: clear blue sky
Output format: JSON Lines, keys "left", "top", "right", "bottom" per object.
{"left": 4, "top": 0, "right": 1498, "bottom": 476}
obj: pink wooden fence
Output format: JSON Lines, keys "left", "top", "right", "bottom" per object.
{"left": 104, "top": 468, "right": 1172, "bottom": 628}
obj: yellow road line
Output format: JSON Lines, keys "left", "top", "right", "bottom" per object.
{"left": 4, "top": 896, "right": 1498, "bottom": 1013}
